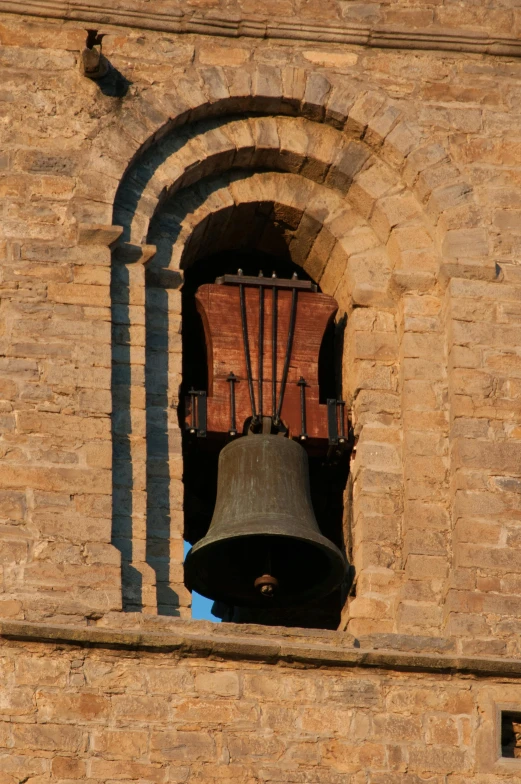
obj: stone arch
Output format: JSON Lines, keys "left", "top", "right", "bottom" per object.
{"left": 105, "top": 66, "right": 492, "bottom": 630}
{"left": 80, "top": 64, "right": 491, "bottom": 282}
{"left": 147, "top": 173, "right": 400, "bottom": 628}
{"left": 148, "top": 171, "right": 389, "bottom": 310}
{"left": 113, "top": 169, "right": 408, "bottom": 624}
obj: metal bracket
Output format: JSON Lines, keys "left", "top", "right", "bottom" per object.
{"left": 298, "top": 377, "right": 308, "bottom": 442}
{"left": 338, "top": 400, "right": 346, "bottom": 442}
{"left": 81, "top": 30, "right": 109, "bottom": 79}
{"left": 227, "top": 373, "right": 238, "bottom": 437}
{"left": 216, "top": 273, "right": 317, "bottom": 292}
{"left": 327, "top": 399, "right": 348, "bottom": 456}
{"left": 327, "top": 399, "right": 339, "bottom": 446}
{"left": 187, "top": 389, "right": 207, "bottom": 438}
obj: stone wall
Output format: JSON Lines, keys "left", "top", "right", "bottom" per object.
{"left": 0, "top": 623, "right": 520, "bottom": 783}
{"left": 3, "top": 3, "right": 521, "bottom": 782}
{"left": 0, "top": 2, "right": 521, "bottom": 646}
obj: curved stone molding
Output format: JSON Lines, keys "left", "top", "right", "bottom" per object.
{"left": 148, "top": 170, "right": 398, "bottom": 310}
{"left": 78, "top": 67, "right": 493, "bottom": 283}
{"left": 112, "top": 107, "right": 482, "bottom": 290}
{"left": 3, "top": 0, "right": 521, "bottom": 58}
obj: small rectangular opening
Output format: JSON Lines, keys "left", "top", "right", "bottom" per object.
{"left": 501, "top": 711, "right": 521, "bottom": 758}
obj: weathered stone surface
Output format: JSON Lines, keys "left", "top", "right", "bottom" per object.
{"left": 1, "top": 4, "right": 521, "bottom": 781}
{"left": 0, "top": 626, "right": 518, "bottom": 780}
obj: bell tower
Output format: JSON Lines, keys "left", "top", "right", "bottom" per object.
{"left": 1, "top": 1, "right": 521, "bottom": 780}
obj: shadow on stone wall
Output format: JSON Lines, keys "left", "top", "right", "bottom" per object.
{"left": 110, "top": 122, "right": 351, "bottom": 623}
{"left": 145, "top": 283, "right": 181, "bottom": 615}
{"left": 111, "top": 262, "right": 144, "bottom": 611}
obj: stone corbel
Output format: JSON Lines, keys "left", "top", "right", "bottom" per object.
{"left": 112, "top": 242, "right": 157, "bottom": 265}
{"left": 78, "top": 223, "right": 124, "bottom": 248}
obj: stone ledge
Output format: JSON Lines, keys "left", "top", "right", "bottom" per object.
{"left": 2, "top": 1, "right": 521, "bottom": 58}
{"left": 2, "top": 619, "right": 521, "bottom": 678}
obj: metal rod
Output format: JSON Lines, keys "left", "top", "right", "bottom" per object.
{"left": 239, "top": 282, "right": 258, "bottom": 423}
{"left": 275, "top": 286, "right": 298, "bottom": 425}
{"left": 216, "top": 273, "right": 316, "bottom": 291}
{"left": 338, "top": 400, "right": 346, "bottom": 442}
{"left": 258, "top": 283, "right": 264, "bottom": 420}
{"left": 271, "top": 284, "right": 277, "bottom": 418}
{"left": 189, "top": 388, "right": 196, "bottom": 434}
{"left": 327, "top": 399, "right": 339, "bottom": 445}
{"left": 196, "top": 391, "right": 207, "bottom": 438}
{"left": 227, "top": 373, "right": 237, "bottom": 436}
{"left": 298, "top": 377, "right": 308, "bottom": 441}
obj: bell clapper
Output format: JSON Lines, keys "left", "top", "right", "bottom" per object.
{"left": 254, "top": 574, "right": 279, "bottom": 598}
{"left": 254, "top": 547, "right": 279, "bottom": 598}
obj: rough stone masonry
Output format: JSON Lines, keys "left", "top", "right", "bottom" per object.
{"left": 1, "top": 0, "right": 521, "bottom": 780}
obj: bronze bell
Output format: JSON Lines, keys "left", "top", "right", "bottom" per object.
{"left": 184, "top": 435, "right": 347, "bottom": 608}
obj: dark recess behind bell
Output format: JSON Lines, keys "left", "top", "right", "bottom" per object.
{"left": 181, "top": 249, "right": 350, "bottom": 630}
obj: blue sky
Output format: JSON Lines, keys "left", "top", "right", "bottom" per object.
{"left": 184, "top": 540, "right": 221, "bottom": 622}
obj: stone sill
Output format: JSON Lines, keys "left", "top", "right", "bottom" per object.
{"left": 2, "top": 619, "right": 521, "bottom": 678}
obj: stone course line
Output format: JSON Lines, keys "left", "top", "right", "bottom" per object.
{"left": 2, "top": 1, "right": 521, "bottom": 58}
{"left": 3, "top": 620, "right": 521, "bottom": 678}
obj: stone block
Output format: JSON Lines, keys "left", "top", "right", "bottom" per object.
{"left": 15, "top": 656, "right": 69, "bottom": 686}
{"left": 200, "top": 66, "right": 230, "bottom": 105}
{"left": 352, "top": 332, "right": 398, "bottom": 361}
{"left": 408, "top": 745, "right": 468, "bottom": 773}
{"left": 195, "top": 670, "right": 240, "bottom": 697}
{"left": 346, "top": 92, "right": 386, "bottom": 138}
{"left": 280, "top": 66, "right": 307, "bottom": 109}
{"left": 352, "top": 512, "right": 401, "bottom": 544}
{"left": 382, "top": 122, "right": 423, "bottom": 168}
{"left": 252, "top": 65, "right": 283, "bottom": 110}
{"left": 373, "top": 713, "right": 421, "bottom": 742}
{"left": 365, "top": 104, "right": 401, "bottom": 149}
{"left": 12, "top": 722, "right": 84, "bottom": 752}
{"left": 150, "top": 729, "right": 216, "bottom": 762}
{"left": 0, "top": 465, "right": 111, "bottom": 495}
{"left": 91, "top": 728, "right": 149, "bottom": 759}
{"left": 52, "top": 756, "right": 87, "bottom": 779}
{"left": 404, "top": 529, "right": 447, "bottom": 558}
{"left": 88, "top": 759, "right": 167, "bottom": 782}
{"left": 172, "top": 698, "right": 258, "bottom": 727}
{"left": 47, "top": 282, "right": 110, "bottom": 307}
{"left": 301, "top": 72, "right": 331, "bottom": 121}
{"left": 349, "top": 161, "right": 398, "bottom": 219}
{"left": 225, "top": 732, "right": 285, "bottom": 758}
{"left": 454, "top": 437, "right": 521, "bottom": 473}
{"left": 199, "top": 45, "right": 250, "bottom": 67}
{"left": 325, "top": 83, "right": 357, "bottom": 128}
{"left": 326, "top": 141, "right": 371, "bottom": 193}
{"left": 372, "top": 191, "right": 421, "bottom": 242}
{"left": 36, "top": 690, "right": 110, "bottom": 723}
{"left": 443, "top": 228, "right": 489, "bottom": 258}
{"left": 112, "top": 693, "right": 171, "bottom": 723}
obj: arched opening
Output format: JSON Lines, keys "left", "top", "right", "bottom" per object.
{"left": 108, "top": 84, "right": 465, "bottom": 635}
{"left": 140, "top": 175, "right": 362, "bottom": 628}
{"left": 179, "top": 243, "right": 350, "bottom": 630}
